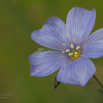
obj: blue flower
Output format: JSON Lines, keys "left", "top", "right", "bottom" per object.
{"left": 29, "top": 7, "right": 103, "bottom": 86}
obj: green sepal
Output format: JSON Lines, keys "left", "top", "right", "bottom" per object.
{"left": 38, "top": 48, "right": 45, "bottom": 51}
{"left": 34, "top": 48, "right": 46, "bottom": 53}
{"left": 54, "top": 74, "right": 61, "bottom": 89}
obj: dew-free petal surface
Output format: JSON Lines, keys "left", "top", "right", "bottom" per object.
{"left": 66, "top": 7, "right": 96, "bottom": 46}
{"left": 82, "top": 28, "right": 103, "bottom": 58}
{"left": 57, "top": 56, "right": 96, "bottom": 86}
{"left": 31, "top": 17, "right": 70, "bottom": 51}
{"left": 29, "top": 51, "right": 70, "bottom": 77}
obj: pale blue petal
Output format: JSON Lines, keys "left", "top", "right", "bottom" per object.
{"left": 29, "top": 51, "right": 70, "bottom": 77}
{"left": 66, "top": 7, "right": 96, "bottom": 46}
{"left": 31, "top": 17, "right": 70, "bottom": 51}
{"left": 82, "top": 28, "right": 103, "bottom": 58}
{"left": 57, "top": 56, "right": 96, "bottom": 86}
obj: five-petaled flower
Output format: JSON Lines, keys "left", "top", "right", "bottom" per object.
{"left": 29, "top": 7, "right": 103, "bottom": 86}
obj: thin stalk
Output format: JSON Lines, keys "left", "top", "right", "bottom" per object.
{"left": 93, "top": 75, "right": 103, "bottom": 89}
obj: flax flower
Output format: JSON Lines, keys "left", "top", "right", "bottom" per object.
{"left": 29, "top": 7, "right": 103, "bottom": 86}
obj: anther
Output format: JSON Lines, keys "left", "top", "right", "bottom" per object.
{"left": 69, "top": 52, "right": 73, "bottom": 56}
{"left": 76, "top": 46, "right": 80, "bottom": 50}
{"left": 63, "top": 43, "right": 65, "bottom": 46}
{"left": 71, "top": 44, "right": 74, "bottom": 49}
{"left": 73, "top": 39, "right": 74, "bottom": 42}
{"left": 66, "top": 49, "right": 70, "bottom": 52}
{"left": 62, "top": 51, "right": 64, "bottom": 53}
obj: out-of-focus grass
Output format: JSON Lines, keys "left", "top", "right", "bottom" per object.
{"left": 0, "top": 0, "right": 103, "bottom": 103}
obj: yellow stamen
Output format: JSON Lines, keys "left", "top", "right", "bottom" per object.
{"left": 66, "top": 49, "right": 70, "bottom": 52}
{"left": 76, "top": 46, "right": 80, "bottom": 50}
{"left": 62, "top": 51, "right": 64, "bottom": 53}
{"left": 71, "top": 44, "right": 74, "bottom": 49}
{"left": 73, "top": 39, "right": 74, "bottom": 42}
{"left": 69, "top": 52, "right": 73, "bottom": 56}
{"left": 63, "top": 43, "right": 65, "bottom": 46}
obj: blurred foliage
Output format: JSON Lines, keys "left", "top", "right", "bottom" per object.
{"left": 0, "top": 0, "right": 103, "bottom": 103}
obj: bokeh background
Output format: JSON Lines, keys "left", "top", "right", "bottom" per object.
{"left": 0, "top": 0, "right": 103, "bottom": 103}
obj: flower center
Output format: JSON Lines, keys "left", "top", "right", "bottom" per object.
{"left": 62, "top": 40, "right": 81, "bottom": 60}
{"left": 68, "top": 44, "right": 81, "bottom": 60}
{"left": 69, "top": 49, "right": 81, "bottom": 60}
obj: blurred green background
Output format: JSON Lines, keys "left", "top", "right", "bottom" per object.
{"left": 0, "top": 0, "right": 103, "bottom": 103}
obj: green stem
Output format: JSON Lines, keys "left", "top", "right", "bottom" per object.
{"left": 93, "top": 75, "right": 103, "bottom": 89}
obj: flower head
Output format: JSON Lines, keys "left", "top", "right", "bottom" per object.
{"left": 29, "top": 7, "right": 103, "bottom": 86}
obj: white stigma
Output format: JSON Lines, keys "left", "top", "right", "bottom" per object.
{"left": 71, "top": 44, "right": 74, "bottom": 49}
{"left": 75, "top": 52, "right": 78, "bottom": 55}
{"left": 66, "top": 49, "right": 70, "bottom": 52}
{"left": 76, "top": 46, "right": 80, "bottom": 50}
